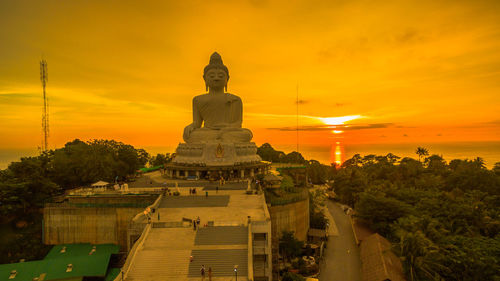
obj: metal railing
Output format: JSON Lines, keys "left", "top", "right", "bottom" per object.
{"left": 248, "top": 223, "right": 254, "bottom": 281}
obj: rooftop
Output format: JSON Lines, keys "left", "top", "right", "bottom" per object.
{"left": 360, "top": 233, "right": 406, "bottom": 281}
{"left": 0, "top": 243, "right": 120, "bottom": 281}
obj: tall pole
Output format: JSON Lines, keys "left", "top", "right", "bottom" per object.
{"left": 296, "top": 84, "right": 299, "bottom": 153}
{"left": 234, "top": 265, "right": 238, "bottom": 281}
{"left": 40, "top": 60, "right": 49, "bottom": 152}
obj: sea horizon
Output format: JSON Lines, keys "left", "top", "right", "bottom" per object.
{"left": 1, "top": 140, "right": 499, "bottom": 170}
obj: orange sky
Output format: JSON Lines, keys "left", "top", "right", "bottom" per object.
{"left": 1, "top": 0, "right": 499, "bottom": 152}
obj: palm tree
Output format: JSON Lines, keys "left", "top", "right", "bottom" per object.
{"left": 415, "top": 147, "right": 429, "bottom": 163}
{"left": 473, "top": 157, "right": 486, "bottom": 169}
{"left": 386, "top": 153, "right": 401, "bottom": 164}
{"left": 394, "top": 227, "right": 447, "bottom": 281}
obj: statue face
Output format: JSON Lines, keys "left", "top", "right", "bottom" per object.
{"left": 205, "top": 68, "right": 228, "bottom": 90}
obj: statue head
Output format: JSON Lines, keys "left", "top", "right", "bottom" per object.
{"left": 203, "top": 52, "right": 229, "bottom": 92}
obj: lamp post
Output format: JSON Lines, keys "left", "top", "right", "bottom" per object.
{"left": 234, "top": 265, "right": 238, "bottom": 281}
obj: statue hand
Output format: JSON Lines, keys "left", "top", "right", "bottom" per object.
{"left": 183, "top": 123, "right": 196, "bottom": 142}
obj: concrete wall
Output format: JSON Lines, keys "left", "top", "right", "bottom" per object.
{"left": 269, "top": 198, "right": 309, "bottom": 241}
{"left": 43, "top": 195, "right": 157, "bottom": 251}
{"left": 44, "top": 206, "right": 141, "bottom": 250}
{"left": 66, "top": 194, "right": 157, "bottom": 205}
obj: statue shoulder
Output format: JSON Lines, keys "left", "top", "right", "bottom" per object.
{"left": 193, "top": 93, "right": 209, "bottom": 103}
{"left": 226, "top": 93, "right": 242, "bottom": 102}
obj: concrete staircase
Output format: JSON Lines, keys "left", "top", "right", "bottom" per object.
{"left": 126, "top": 228, "right": 195, "bottom": 281}
{"left": 188, "top": 249, "right": 248, "bottom": 277}
{"left": 195, "top": 226, "right": 248, "bottom": 245}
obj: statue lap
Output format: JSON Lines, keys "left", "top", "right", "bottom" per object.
{"left": 186, "top": 127, "right": 253, "bottom": 143}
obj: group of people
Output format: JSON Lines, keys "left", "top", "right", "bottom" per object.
{"left": 161, "top": 187, "right": 176, "bottom": 196}
{"left": 193, "top": 216, "right": 201, "bottom": 230}
{"left": 189, "top": 187, "right": 197, "bottom": 195}
{"left": 199, "top": 265, "right": 212, "bottom": 280}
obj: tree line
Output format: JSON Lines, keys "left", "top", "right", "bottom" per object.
{"left": 257, "top": 143, "right": 335, "bottom": 184}
{"left": 0, "top": 139, "right": 158, "bottom": 263}
{"left": 257, "top": 143, "right": 500, "bottom": 280}
{"left": 334, "top": 150, "right": 500, "bottom": 281}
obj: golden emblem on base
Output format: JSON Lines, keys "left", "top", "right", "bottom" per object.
{"left": 216, "top": 143, "right": 224, "bottom": 158}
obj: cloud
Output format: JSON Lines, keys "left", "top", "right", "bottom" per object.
{"left": 0, "top": 93, "right": 39, "bottom": 105}
{"left": 455, "top": 120, "right": 500, "bottom": 128}
{"left": 395, "top": 28, "right": 421, "bottom": 44}
{"left": 267, "top": 123, "right": 394, "bottom": 131}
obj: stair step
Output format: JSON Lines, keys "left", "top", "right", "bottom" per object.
{"left": 188, "top": 249, "right": 248, "bottom": 277}
{"left": 195, "top": 226, "right": 248, "bottom": 245}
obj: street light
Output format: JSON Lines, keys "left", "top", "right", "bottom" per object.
{"left": 234, "top": 265, "right": 238, "bottom": 281}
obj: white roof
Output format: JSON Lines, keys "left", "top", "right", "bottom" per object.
{"left": 91, "top": 181, "right": 109, "bottom": 186}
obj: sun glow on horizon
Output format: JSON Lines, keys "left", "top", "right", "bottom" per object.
{"left": 318, "top": 115, "right": 363, "bottom": 126}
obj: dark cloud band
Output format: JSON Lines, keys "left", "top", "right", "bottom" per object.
{"left": 267, "top": 123, "right": 394, "bottom": 131}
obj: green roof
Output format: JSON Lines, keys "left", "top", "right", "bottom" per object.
{"left": 44, "top": 254, "right": 110, "bottom": 280}
{"left": 0, "top": 260, "right": 46, "bottom": 281}
{"left": 139, "top": 165, "right": 163, "bottom": 172}
{"left": 45, "top": 243, "right": 120, "bottom": 259}
{"left": 0, "top": 244, "right": 120, "bottom": 281}
{"left": 105, "top": 268, "right": 121, "bottom": 281}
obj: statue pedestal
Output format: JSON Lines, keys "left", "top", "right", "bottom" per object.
{"left": 173, "top": 142, "right": 261, "bottom": 166}
{"left": 166, "top": 141, "right": 267, "bottom": 180}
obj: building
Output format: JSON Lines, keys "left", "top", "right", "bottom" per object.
{"left": 0, "top": 243, "right": 120, "bottom": 281}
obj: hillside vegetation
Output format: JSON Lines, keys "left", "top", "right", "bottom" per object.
{"left": 0, "top": 139, "right": 149, "bottom": 263}
{"left": 334, "top": 153, "right": 500, "bottom": 281}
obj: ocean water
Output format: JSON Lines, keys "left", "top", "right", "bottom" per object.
{"left": 0, "top": 148, "right": 40, "bottom": 170}
{"left": 1, "top": 141, "right": 499, "bottom": 170}
{"left": 274, "top": 141, "right": 500, "bottom": 169}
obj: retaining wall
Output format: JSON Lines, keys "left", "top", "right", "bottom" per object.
{"left": 43, "top": 195, "right": 157, "bottom": 250}
{"left": 269, "top": 198, "right": 309, "bottom": 241}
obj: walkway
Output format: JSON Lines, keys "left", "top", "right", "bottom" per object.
{"left": 319, "top": 201, "right": 362, "bottom": 281}
{"left": 125, "top": 191, "right": 268, "bottom": 281}
{"left": 126, "top": 228, "right": 194, "bottom": 281}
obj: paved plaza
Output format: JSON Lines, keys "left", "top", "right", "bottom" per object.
{"left": 125, "top": 189, "right": 268, "bottom": 281}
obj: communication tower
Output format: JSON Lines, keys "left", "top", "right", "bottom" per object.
{"left": 296, "top": 84, "right": 299, "bottom": 153}
{"left": 40, "top": 59, "right": 49, "bottom": 152}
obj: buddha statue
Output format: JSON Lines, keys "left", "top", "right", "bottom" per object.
{"left": 183, "top": 52, "right": 253, "bottom": 143}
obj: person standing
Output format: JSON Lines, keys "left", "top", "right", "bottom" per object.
{"left": 196, "top": 216, "right": 201, "bottom": 226}
{"left": 208, "top": 267, "right": 212, "bottom": 281}
{"left": 200, "top": 265, "right": 206, "bottom": 281}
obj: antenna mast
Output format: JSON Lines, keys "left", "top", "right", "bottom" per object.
{"left": 40, "top": 59, "right": 49, "bottom": 152}
{"left": 296, "top": 84, "right": 299, "bottom": 153}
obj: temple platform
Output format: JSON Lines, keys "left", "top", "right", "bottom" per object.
{"left": 166, "top": 141, "right": 269, "bottom": 179}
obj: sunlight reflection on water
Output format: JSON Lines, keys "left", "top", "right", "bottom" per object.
{"left": 330, "top": 141, "right": 345, "bottom": 166}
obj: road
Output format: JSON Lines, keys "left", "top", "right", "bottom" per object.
{"left": 319, "top": 201, "right": 362, "bottom": 281}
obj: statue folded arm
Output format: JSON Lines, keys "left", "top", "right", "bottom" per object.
{"left": 225, "top": 95, "right": 243, "bottom": 128}
{"left": 183, "top": 99, "right": 203, "bottom": 142}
